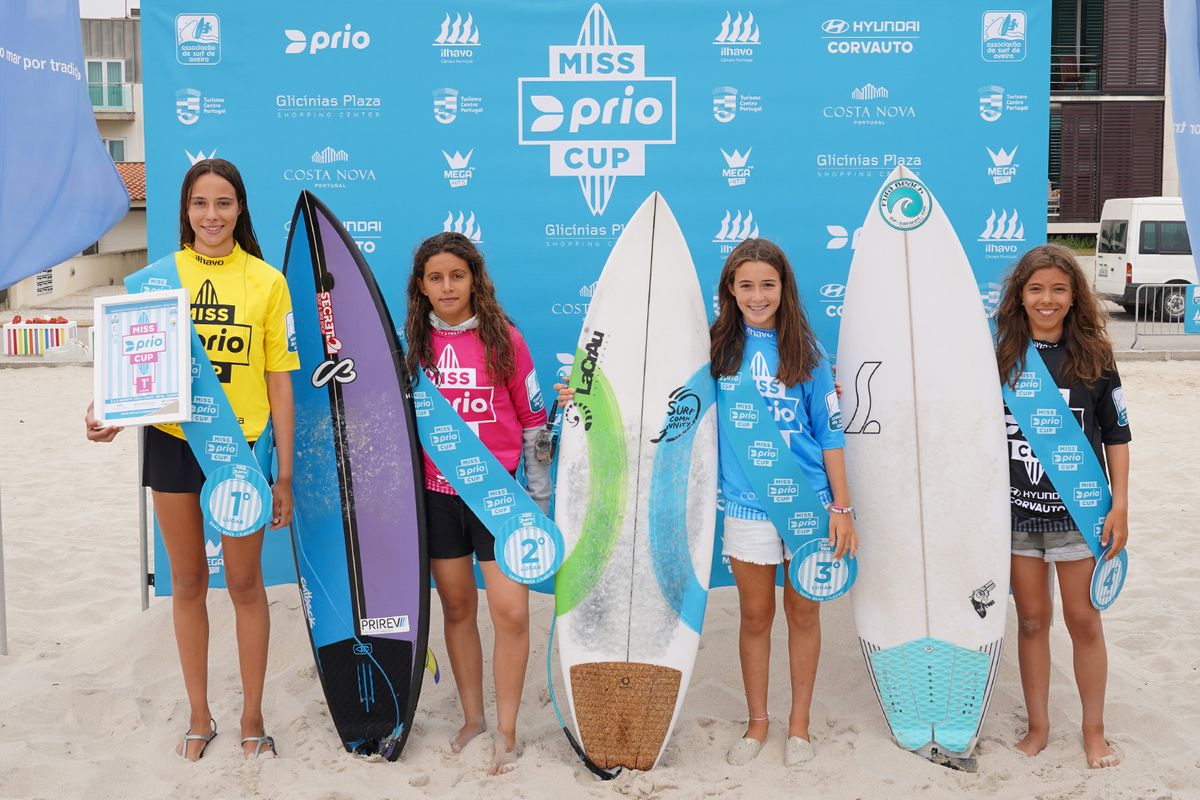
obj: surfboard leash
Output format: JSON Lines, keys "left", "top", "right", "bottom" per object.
{"left": 546, "top": 616, "right": 622, "bottom": 781}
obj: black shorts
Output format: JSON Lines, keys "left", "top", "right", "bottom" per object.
{"left": 425, "top": 489, "right": 495, "bottom": 562}
{"left": 142, "top": 426, "right": 257, "bottom": 494}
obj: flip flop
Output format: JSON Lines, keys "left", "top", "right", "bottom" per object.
{"left": 179, "top": 720, "right": 217, "bottom": 761}
{"left": 241, "top": 735, "right": 277, "bottom": 760}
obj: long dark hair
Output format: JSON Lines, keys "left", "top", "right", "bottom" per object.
{"left": 995, "top": 243, "right": 1114, "bottom": 387}
{"left": 404, "top": 232, "right": 515, "bottom": 382}
{"left": 709, "top": 238, "right": 820, "bottom": 385}
{"left": 178, "top": 158, "right": 263, "bottom": 259}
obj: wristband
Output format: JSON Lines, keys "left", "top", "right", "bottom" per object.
{"left": 828, "top": 504, "right": 855, "bottom": 516}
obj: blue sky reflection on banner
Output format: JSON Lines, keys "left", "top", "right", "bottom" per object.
{"left": 0, "top": 0, "right": 129, "bottom": 288}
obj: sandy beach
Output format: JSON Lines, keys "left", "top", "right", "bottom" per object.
{"left": 0, "top": 362, "right": 1197, "bottom": 800}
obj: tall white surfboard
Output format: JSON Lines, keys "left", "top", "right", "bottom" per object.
{"left": 838, "top": 166, "right": 1010, "bottom": 759}
{"left": 554, "top": 192, "right": 717, "bottom": 771}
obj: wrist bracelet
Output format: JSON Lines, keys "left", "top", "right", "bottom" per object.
{"left": 828, "top": 504, "right": 854, "bottom": 516}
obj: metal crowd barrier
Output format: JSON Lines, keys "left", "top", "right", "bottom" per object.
{"left": 1131, "top": 283, "right": 1190, "bottom": 350}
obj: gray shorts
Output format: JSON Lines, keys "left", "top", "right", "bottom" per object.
{"left": 1011, "top": 528, "right": 1093, "bottom": 563}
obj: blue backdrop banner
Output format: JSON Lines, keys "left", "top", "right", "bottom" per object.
{"left": 1167, "top": 0, "right": 1200, "bottom": 268}
{"left": 142, "top": 1, "right": 1049, "bottom": 591}
{"left": 0, "top": 0, "right": 129, "bottom": 288}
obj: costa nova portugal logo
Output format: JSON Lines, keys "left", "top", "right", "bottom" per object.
{"left": 518, "top": 3, "right": 676, "bottom": 216}
{"left": 878, "top": 177, "right": 931, "bottom": 230}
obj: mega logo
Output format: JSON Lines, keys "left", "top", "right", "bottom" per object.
{"left": 284, "top": 25, "right": 371, "bottom": 55}
{"left": 192, "top": 280, "right": 250, "bottom": 382}
{"left": 315, "top": 291, "right": 342, "bottom": 354}
{"left": 575, "top": 329, "right": 606, "bottom": 395}
{"left": 442, "top": 149, "right": 475, "bottom": 188}
{"left": 721, "top": 147, "right": 753, "bottom": 186}
{"left": 987, "top": 145, "right": 1019, "bottom": 185}
{"left": 518, "top": 4, "right": 676, "bottom": 215}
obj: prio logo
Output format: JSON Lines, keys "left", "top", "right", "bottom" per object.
{"left": 192, "top": 280, "right": 251, "bottom": 382}
{"left": 878, "top": 178, "right": 931, "bottom": 231}
{"left": 713, "top": 209, "right": 760, "bottom": 250}
{"left": 284, "top": 25, "right": 370, "bottom": 55}
{"left": 442, "top": 149, "right": 475, "bottom": 188}
{"left": 987, "top": 145, "right": 1019, "bottom": 185}
{"left": 176, "top": 14, "right": 220, "bottom": 65}
{"left": 176, "top": 88, "right": 200, "bottom": 124}
{"left": 185, "top": 147, "right": 218, "bottom": 165}
{"left": 820, "top": 17, "right": 919, "bottom": 55}
{"left": 551, "top": 281, "right": 598, "bottom": 316}
{"left": 343, "top": 219, "right": 382, "bottom": 254}
{"left": 443, "top": 210, "right": 482, "bottom": 243}
{"left": 982, "top": 11, "right": 1026, "bottom": 62}
{"left": 818, "top": 282, "right": 847, "bottom": 317}
{"left": 750, "top": 351, "right": 802, "bottom": 439}
{"left": 434, "top": 344, "right": 496, "bottom": 428}
{"left": 721, "top": 147, "right": 753, "bottom": 187}
{"left": 714, "top": 10, "right": 761, "bottom": 62}
{"left": 825, "top": 225, "right": 861, "bottom": 250}
{"left": 435, "top": 11, "right": 480, "bottom": 63}
{"left": 311, "top": 146, "right": 350, "bottom": 164}
{"left": 824, "top": 83, "right": 915, "bottom": 126}
{"left": 979, "top": 209, "right": 1025, "bottom": 257}
{"left": 517, "top": 4, "right": 677, "bottom": 216}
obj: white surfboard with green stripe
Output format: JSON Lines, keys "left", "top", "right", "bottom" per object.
{"left": 554, "top": 192, "right": 717, "bottom": 771}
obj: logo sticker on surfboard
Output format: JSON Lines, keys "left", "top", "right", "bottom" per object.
{"left": 788, "top": 538, "right": 857, "bottom": 601}
{"left": 878, "top": 178, "right": 932, "bottom": 231}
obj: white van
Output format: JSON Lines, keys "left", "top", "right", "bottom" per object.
{"left": 1094, "top": 197, "right": 1195, "bottom": 321}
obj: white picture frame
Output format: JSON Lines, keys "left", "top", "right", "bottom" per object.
{"left": 93, "top": 289, "right": 193, "bottom": 427}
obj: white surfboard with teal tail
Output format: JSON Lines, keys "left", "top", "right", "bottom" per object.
{"left": 554, "top": 191, "right": 717, "bottom": 771}
{"left": 837, "top": 166, "right": 1010, "bottom": 760}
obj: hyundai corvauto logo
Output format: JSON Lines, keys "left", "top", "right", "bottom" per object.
{"left": 822, "top": 19, "right": 850, "bottom": 35}
{"left": 819, "top": 283, "right": 846, "bottom": 299}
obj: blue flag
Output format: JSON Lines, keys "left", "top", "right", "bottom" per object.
{"left": 0, "top": 0, "right": 129, "bottom": 288}
{"left": 1168, "top": 0, "right": 1200, "bottom": 273}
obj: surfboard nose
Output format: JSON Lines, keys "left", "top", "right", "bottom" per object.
{"left": 570, "top": 661, "right": 682, "bottom": 770}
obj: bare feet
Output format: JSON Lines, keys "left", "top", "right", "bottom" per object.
{"left": 487, "top": 731, "right": 519, "bottom": 776}
{"left": 450, "top": 718, "right": 487, "bottom": 754}
{"left": 1015, "top": 727, "right": 1049, "bottom": 757}
{"left": 1083, "top": 726, "right": 1119, "bottom": 768}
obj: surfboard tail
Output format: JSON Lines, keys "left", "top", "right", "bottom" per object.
{"left": 569, "top": 661, "right": 682, "bottom": 770}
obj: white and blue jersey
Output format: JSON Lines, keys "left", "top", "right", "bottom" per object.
{"left": 719, "top": 325, "right": 845, "bottom": 520}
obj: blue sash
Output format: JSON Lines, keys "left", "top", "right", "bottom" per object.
{"left": 126, "top": 255, "right": 272, "bottom": 538}
{"left": 716, "top": 358, "right": 857, "bottom": 601}
{"left": 1002, "top": 342, "right": 1128, "bottom": 610}
{"left": 408, "top": 358, "right": 564, "bottom": 585}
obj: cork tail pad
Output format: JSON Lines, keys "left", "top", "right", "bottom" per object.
{"left": 569, "top": 662, "right": 683, "bottom": 770}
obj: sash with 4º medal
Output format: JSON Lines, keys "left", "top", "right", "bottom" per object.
{"left": 1003, "top": 341, "right": 1129, "bottom": 611}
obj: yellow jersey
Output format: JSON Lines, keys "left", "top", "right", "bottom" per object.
{"left": 156, "top": 244, "right": 300, "bottom": 442}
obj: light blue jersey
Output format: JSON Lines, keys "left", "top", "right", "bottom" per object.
{"left": 719, "top": 325, "right": 844, "bottom": 519}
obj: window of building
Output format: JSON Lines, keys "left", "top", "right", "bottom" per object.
{"left": 1051, "top": 0, "right": 1103, "bottom": 92}
{"left": 101, "top": 138, "right": 126, "bottom": 162}
{"left": 87, "top": 59, "right": 126, "bottom": 109}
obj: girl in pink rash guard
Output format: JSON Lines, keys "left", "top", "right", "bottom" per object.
{"left": 403, "top": 232, "right": 550, "bottom": 776}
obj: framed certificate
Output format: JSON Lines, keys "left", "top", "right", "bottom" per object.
{"left": 93, "top": 289, "right": 193, "bottom": 426}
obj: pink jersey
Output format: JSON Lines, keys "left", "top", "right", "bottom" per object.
{"left": 423, "top": 324, "right": 548, "bottom": 494}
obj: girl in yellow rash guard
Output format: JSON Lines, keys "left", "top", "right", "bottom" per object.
{"left": 85, "top": 158, "right": 300, "bottom": 760}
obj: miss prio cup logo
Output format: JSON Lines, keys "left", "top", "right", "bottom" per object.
{"left": 878, "top": 177, "right": 931, "bottom": 230}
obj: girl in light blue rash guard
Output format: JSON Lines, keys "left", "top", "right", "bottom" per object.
{"left": 708, "top": 238, "right": 857, "bottom": 768}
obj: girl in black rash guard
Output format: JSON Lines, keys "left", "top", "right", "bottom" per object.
{"left": 994, "top": 244, "right": 1130, "bottom": 770}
